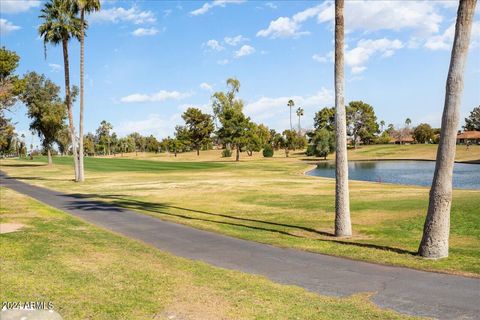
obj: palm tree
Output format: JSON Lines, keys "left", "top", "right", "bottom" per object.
{"left": 405, "top": 118, "right": 412, "bottom": 127}
{"left": 287, "top": 99, "right": 294, "bottom": 130}
{"left": 296, "top": 107, "right": 304, "bottom": 133}
{"left": 77, "top": 0, "right": 100, "bottom": 182}
{"left": 419, "top": 0, "right": 476, "bottom": 259}
{"left": 380, "top": 120, "right": 385, "bottom": 132}
{"left": 334, "top": 0, "right": 351, "bottom": 237}
{"left": 39, "top": 0, "right": 82, "bottom": 181}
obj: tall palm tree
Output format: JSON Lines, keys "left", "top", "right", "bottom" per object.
{"left": 287, "top": 99, "right": 294, "bottom": 130}
{"left": 77, "top": 0, "right": 100, "bottom": 182}
{"left": 296, "top": 107, "right": 304, "bottom": 133}
{"left": 39, "top": 0, "right": 82, "bottom": 181}
{"left": 419, "top": 0, "right": 476, "bottom": 259}
{"left": 334, "top": 0, "right": 351, "bottom": 237}
{"left": 405, "top": 118, "right": 412, "bottom": 127}
{"left": 380, "top": 120, "right": 385, "bottom": 132}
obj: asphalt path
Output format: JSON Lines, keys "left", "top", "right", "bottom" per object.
{"left": 1, "top": 172, "right": 479, "bottom": 319}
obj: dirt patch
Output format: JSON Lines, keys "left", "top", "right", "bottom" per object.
{"left": 0, "top": 223, "right": 25, "bottom": 234}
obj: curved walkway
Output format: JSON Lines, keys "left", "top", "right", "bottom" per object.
{"left": 1, "top": 172, "right": 479, "bottom": 319}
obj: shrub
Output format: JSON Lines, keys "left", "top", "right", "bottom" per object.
{"left": 222, "top": 148, "right": 232, "bottom": 157}
{"left": 262, "top": 144, "right": 274, "bottom": 157}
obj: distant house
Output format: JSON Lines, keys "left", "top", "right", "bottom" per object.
{"left": 457, "top": 130, "right": 480, "bottom": 144}
{"left": 390, "top": 135, "right": 415, "bottom": 144}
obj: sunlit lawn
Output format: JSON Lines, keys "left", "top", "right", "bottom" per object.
{"left": 1, "top": 144, "right": 479, "bottom": 276}
{"left": 1, "top": 187, "right": 418, "bottom": 319}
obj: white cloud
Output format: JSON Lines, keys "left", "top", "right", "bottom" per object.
{"left": 48, "top": 63, "right": 61, "bottom": 73}
{"left": 90, "top": 6, "right": 156, "bottom": 24}
{"left": 120, "top": 90, "right": 192, "bottom": 103}
{"left": 190, "top": 0, "right": 245, "bottom": 16}
{"left": 132, "top": 27, "right": 159, "bottom": 37}
{"left": 245, "top": 88, "right": 333, "bottom": 123}
{"left": 258, "top": 1, "right": 445, "bottom": 39}
{"left": 116, "top": 113, "right": 181, "bottom": 138}
{"left": 217, "top": 59, "right": 229, "bottom": 65}
{"left": 265, "top": 2, "right": 277, "bottom": 9}
{"left": 199, "top": 82, "right": 213, "bottom": 91}
{"left": 224, "top": 35, "right": 249, "bottom": 46}
{"left": 234, "top": 45, "right": 255, "bottom": 58}
{"left": 0, "top": 0, "right": 40, "bottom": 14}
{"left": 425, "top": 21, "right": 480, "bottom": 50}
{"left": 344, "top": 38, "right": 403, "bottom": 74}
{"left": 312, "top": 38, "right": 403, "bottom": 74}
{"left": 0, "top": 19, "right": 21, "bottom": 35}
{"left": 204, "top": 39, "right": 224, "bottom": 51}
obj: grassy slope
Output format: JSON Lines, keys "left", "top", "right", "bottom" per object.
{"left": 1, "top": 144, "right": 479, "bottom": 276}
{"left": 0, "top": 187, "right": 416, "bottom": 320}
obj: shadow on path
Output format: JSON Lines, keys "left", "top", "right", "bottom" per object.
{"left": 67, "top": 193, "right": 417, "bottom": 256}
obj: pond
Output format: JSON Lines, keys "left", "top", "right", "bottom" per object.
{"left": 306, "top": 160, "right": 480, "bottom": 190}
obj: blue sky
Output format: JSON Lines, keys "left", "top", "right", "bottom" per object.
{"left": 1, "top": 0, "right": 479, "bottom": 146}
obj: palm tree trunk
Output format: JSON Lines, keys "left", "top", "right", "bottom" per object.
{"left": 78, "top": 9, "right": 85, "bottom": 182}
{"left": 298, "top": 116, "right": 301, "bottom": 133}
{"left": 334, "top": 0, "right": 351, "bottom": 237}
{"left": 62, "top": 38, "right": 79, "bottom": 181}
{"left": 289, "top": 107, "right": 292, "bottom": 130}
{"left": 419, "top": 0, "right": 476, "bottom": 259}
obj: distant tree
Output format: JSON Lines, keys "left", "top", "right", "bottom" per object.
{"left": 314, "top": 107, "right": 335, "bottom": 132}
{"left": 39, "top": 0, "right": 83, "bottom": 179}
{"left": 174, "top": 125, "right": 190, "bottom": 152}
{"left": 287, "top": 99, "right": 295, "bottom": 130}
{"left": 307, "top": 128, "right": 335, "bottom": 159}
{"left": 182, "top": 107, "right": 214, "bottom": 156}
{"left": 84, "top": 133, "right": 95, "bottom": 155}
{"left": 405, "top": 118, "right": 412, "bottom": 128}
{"left": 380, "top": 120, "right": 385, "bottom": 132}
{"left": 21, "top": 72, "right": 67, "bottom": 165}
{"left": 95, "top": 120, "right": 113, "bottom": 155}
{"left": 145, "top": 135, "right": 159, "bottom": 152}
{"left": 296, "top": 107, "right": 304, "bottom": 132}
{"left": 463, "top": 106, "right": 480, "bottom": 131}
{"left": 414, "top": 123, "right": 434, "bottom": 144}
{"left": 256, "top": 124, "right": 271, "bottom": 146}
{"left": 212, "top": 78, "right": 251, "bottom": 161}
{"left": 375, "top": 131, "right": 392, "bottom": 144}
{"left": 55, "top": 126, "right": 70, "bottom": 155}
{"left": 386, "top": 123, "right": 395, "bottom": 134}
{"left": 346, "top": 101, "right": 379, "bottom": 147}
{"left": 245, "top": 122, "right": 262, "bottom": 156}
{"left": 272, "top": 132, "right": 283, "bottom": 150}
{"left": 281, "top": 129, "right": 298, "bottom": 157}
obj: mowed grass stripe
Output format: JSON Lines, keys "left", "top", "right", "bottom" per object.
{"left": 23, "top": 156, "right": 228, "bottom": 172}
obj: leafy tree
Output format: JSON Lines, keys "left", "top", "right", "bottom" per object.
{"left": 182, "top": 107, "right": 214, "bottom": 156}
{"left": 256, "top": 124, "right": 271, "bottom": 146}
{"left": 414, "top": 123, "right": 434, "bottom": 144}
{"left": 39, "top": 0, "right": 82, "bottom": 179}
{"left": 375, "top": 131, "right": 392, "bottom": 144}
{"left": 245, "top": 122, "right": 262, "bottom": 156}
{"left": 174, "top": 125, "right": 190, "bottom": 152}
{"left": 0, "top": 47, "right": 25, "bottom": 155}
{"left": 346, "top": 101, "right": 379, "bottom": 147}
{"left": 56, "top": 126, "right": 70, "bottom": 155}
{"left": 314, "top": 107, "right": 335, "bottom": 132}
{"left": 212, "top": 78, "right": 251, "bottom": 161}
{"left": 262, "top": 144, "right": 274, "bottom": 157}
{"left": 463, "top": 106, "right": 480, "bottom": 131}
{"left": 145, "top": 135, "right": 160, "bottom": 152}
{"left": 95, "top": 120, "right": 113, "bottom": 155}
{"left": 77, "top": 0, "right": 101, "bottom": 181}
{"left": 306, "top": 128, "right": 335, "bottom": 159}
{"left": 84, "top": 133, "right": 95, "bottom": 155}
{"left": 281, "top": 129, "right": 298, "bottom": 157}
{"left": 21, "top": 72, "right": 67, "bottom": 165}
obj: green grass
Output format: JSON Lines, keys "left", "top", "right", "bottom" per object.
{"left": 32, "top": 156, "right": 227, "bottom": 172}
{"left": 1, "top": 149, "right": 479, "bottom": 276}
{"left": 0, "top": 187, "right": 416, "bottom": 319}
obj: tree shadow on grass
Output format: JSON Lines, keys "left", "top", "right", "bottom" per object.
{"left": 1, "top": 163, "right": 46, "bottom": 167}
{"left": 66, "top": 192, "right": 417, "bottom": 256}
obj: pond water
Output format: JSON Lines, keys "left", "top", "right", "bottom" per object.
{"left": 306, "top": 161, "right": 480, "bottom": 190}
